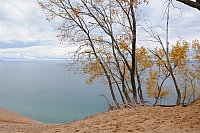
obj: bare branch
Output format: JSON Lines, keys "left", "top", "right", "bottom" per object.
{"left": 176, "top": 0, "right": 200, "bottom": 10}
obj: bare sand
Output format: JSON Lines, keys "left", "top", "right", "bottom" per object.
{"left": 0, "top": 100, "right": 200, "bottom": 133}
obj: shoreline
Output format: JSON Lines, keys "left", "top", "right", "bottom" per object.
{"left": 1, "top": 100, "right": 200, "bottom": 132}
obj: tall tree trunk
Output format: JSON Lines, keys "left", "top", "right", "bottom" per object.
{"left": 165, "top": 2, "right": 181, "bottom": 106}
{"left": 130, "top": 4, "right": 137, "bottom": 104}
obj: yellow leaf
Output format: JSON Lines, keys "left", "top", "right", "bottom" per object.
{"left": 74, "top": 7, "right": 80, "bottom": 17}
{"left": 120, "top": 42, "right": 128, "bottom": 50}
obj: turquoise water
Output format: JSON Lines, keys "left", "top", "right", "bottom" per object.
{"left": 0, "top": 60, "right": 110, "bottom": 123}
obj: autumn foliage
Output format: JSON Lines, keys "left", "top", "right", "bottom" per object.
{"left": 39, "top": 0, "right": 199, "bottom": 107}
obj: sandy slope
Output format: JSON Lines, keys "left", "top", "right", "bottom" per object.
{"left": 0, "top": 108, "right": 42, "bottom": 124}
{"left": 0, "top": 100, "right": 200, "bottom": 133}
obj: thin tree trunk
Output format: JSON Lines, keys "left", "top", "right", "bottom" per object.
{"left": 165, "top": 2, "right": 181, "bottom": 105}
{"left": 122, "top": 75, "right": 132, "bottom": 104}
{"left": 182, "top": 79, "right": 187, "bottom": 105}
{"left": 86, "top": 31, "right": 120, "bottom": 108}
{"left": 122, "top": 64, "right": 132, "bottom": 104}
{"left": 107, "top": 75, "right": 120, "bottom": 108}
{"left": 170, "top": 69, "right": 181, "bottom": 105}
{"left": 135, "top": 65, "right": 144, "bottom": 105}
{"left": 153, "top": 73, "right": 170, "bottom": 106}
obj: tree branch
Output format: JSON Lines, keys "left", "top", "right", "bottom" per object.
{"left": 176, "top": 0, "right": 200, "bottom": 10}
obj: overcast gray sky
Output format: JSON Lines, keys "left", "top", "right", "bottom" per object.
{"left": 0, "top": 0, "right": 199, "bottom": 60}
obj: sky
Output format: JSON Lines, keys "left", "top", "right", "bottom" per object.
{"left": 0, "top": 0, "right": 199, "bottom": 60}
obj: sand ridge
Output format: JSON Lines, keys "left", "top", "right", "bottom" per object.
{"left": 0, "top": 100, "right": 200, "bottom": 133}
{"left": 0, "top": 108, "right": 42, "bottom": 125}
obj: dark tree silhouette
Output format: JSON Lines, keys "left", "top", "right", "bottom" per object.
{"left": 176, "top": 0, "right": 200, "bottom": 10}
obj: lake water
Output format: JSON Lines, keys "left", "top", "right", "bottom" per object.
{"left": 0, "top": 60, "right": 111, "bottom": 124}
{"left": 0, "top": 60, "right": 198, "bottom": 123}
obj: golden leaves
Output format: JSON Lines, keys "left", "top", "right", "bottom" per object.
{"left": 94, "top": 0, "right": 102, "bottom": 2}
{"left": 118, "top": 0, "right": 128, "bottom": 4}
{"left": 120, "top": 42, "right": 128, "bottom": 50}
{"left": 146, "top": 70, "right": 159, "bottom": 98}
{"left": 83, "top": 56, "right": 104, "bottom": 84}
{"left": 73, "top": 7, "right": 80, "bottom": 17}
{"left": 170, "top": 40, "right": 189, "bottom": 65}
{"left": 121, "top": 89, "right": 131, "bottom": 94}
{"left": 85, "top": 63, "right": 103, "bottom": 84}
{"left": 127, "top": 0, "right": 149, "bottom": 7}
{"left": 160, "top": 92, "right": 169, "bottom": 97}
{"left": 98, "top": 36, "right": 103, "bottom": 43}
{"left": 136, "top": 46, "right": 153, "bottom": 69}
{"left": 153, "top": 47, "right": 166, "bottom": 68}
{"left": 118, "top": 35, "right": 129, "bottom": 50}
{"left": 94, "top": 36, "right": 103, "bottom": 43}
{"left": 38, "top": 1, "right": 45, "bottom": 9}
{"left": 111, "top": 9, "right": 118, "bottom": 15}
{"left": 144, "top": 0, "right": 149, "bottom": 5}
{"left": 192, "top": 39, "right": 200, "bottom": 62}
{"left": 128, "top": 0, "right": 134, "bottom": 6}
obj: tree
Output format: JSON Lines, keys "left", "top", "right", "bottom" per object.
{"left": 143, "top": 2, "right": 181, "bottom": 105}
{"left": 38, "top": 0, "right": 149, "bottom": 108}
{"left": 39, "top": 0, "right": 199, "bottom": 107}
{"left": 141, "top": 0, "right": 200, "bottom": 105}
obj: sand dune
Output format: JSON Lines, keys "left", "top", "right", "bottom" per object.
{"left": 0, "top": 108, "right": 42, "bottom": 124}
{"left": 0, "top": 100, "right": 200, "bottom": 133}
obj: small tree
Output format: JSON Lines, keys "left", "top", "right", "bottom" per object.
{"left": 141, "top": 1, "right": 199, "bottom": 105}
{"left": 145, "top": 46, "right": 171, "bottom": 106}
